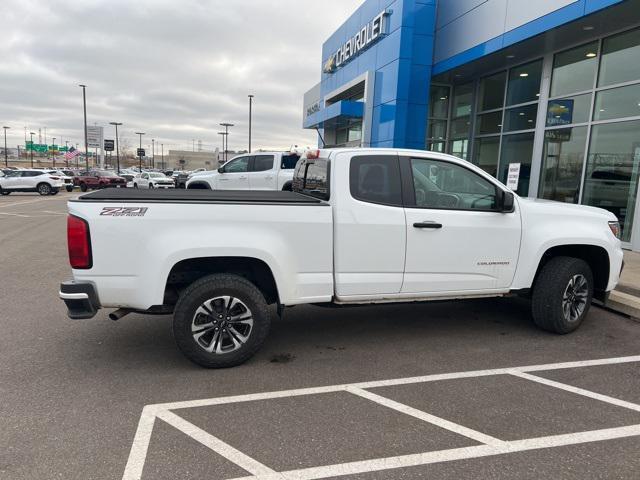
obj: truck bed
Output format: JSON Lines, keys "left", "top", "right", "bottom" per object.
{"left": 72, "top": 188, "right": 325, "bottom": 205}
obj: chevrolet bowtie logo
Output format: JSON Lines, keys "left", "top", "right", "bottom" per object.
{"left": 323, "top": 55, "right": 337, "bottom": 74}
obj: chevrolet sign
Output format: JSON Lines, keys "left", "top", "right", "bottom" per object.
{"left": 323, "top": 10, "right": 390, "bottom": 74}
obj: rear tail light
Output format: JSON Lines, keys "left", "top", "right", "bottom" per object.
{"left": 49, "top": 176, "right": 60, "bottom": 180}
{"left": 67, "top": 215, "right": 93, "bottom": 269}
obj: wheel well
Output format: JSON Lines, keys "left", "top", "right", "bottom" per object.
{"left": 165, "top": 257, "right": 279, "bottom": 305}
{"left": 282, "top": 181, "right": 293, "bottom": 191}
{"left": 36, "top": 182, "right": 50, "bottom": 189}
{"left": 187, "top": 182, "right": 210, "bottom": 190}
{"left": 534, "top": 245, "right": 610, "bottom": 299}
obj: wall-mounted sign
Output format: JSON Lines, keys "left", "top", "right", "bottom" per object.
{"left": 87, "top": 126, "right": 104, "bottom": 148}
{"left": 323, "top": 10, "right": 390, "bottom": 74}
{"left": 507, "top": 163, "right": 521, "bottom": 190}
{"left": 104, "top": 139, "right": 115, "bottom": 151}
{"left": 546, "top": 99, "right": 574, "bottom": 127}
{"left": 306, "top": 101, "right": 321, "bottom": 118}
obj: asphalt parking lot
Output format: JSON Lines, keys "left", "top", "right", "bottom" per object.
{"left": 2, "top": 191, "right": 640, "bottom": 480}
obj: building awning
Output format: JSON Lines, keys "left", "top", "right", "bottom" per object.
{"left": 303, "top": 100, "right": 364, "bottom": 129}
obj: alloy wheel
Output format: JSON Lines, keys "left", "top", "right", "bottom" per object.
{"left": 562, "top": 274, "right": 589, "bottom": 323}
{"left": 191, "top": 296, "right": 254, "bottom": 354}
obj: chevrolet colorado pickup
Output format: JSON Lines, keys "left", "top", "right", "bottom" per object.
{"left": 60, "top": 148, "right": 624, "bottom": 368}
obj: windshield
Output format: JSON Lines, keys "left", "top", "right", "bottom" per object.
{"left": 149, "top": 173, "right": 165, "bottom": 178}
{"left": 96, "top": 170, "right": 118, "bottom": 177}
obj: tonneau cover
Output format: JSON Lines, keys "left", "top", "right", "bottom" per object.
{"left": 72, "top": 188, "right": 325, "bottom": 204}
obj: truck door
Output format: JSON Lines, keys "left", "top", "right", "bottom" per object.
{"left": 334, "top": 154, "right": 406, "bottom": 297}
{"left": 401, "top": 156, "right": 521, "bottom": 294}
{"left": 248, "top": 155, "right": 277, "bottom": 190}
{"left": 217, "top": 156, "right": 249, "bottom": 189}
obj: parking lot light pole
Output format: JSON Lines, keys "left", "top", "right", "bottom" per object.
{"left": 52, "top": 137, "right": 56, "bottom": 168}
{"left": 218, "top": 132, "right": 227, "bottom": 163}
{"left": 78, "top": 84, "right": 89, "bottom": 171}
{"left": 152, "top": 139, "right": 155, "bottom": 169}
{"left": 248, "top": 95, "right": 254, "bottom": 153}
{"left": 161, "top": 143, "right": 164, "bottom": 170}
{"left": 135, "top": 132, "right": 145, "bottom": 172}
{"left": 110, "top": 122, "right": 122, "bottom": 174}
{"left": 29, "top": 131, "right": 35, "bottom": 168}
{"left": 3, "top": 126, "right": 9, "bottom": 167}
{"left": 220, "top": 123, "right": 234, "bottom": 162}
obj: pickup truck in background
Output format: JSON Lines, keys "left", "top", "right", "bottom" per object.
{"left": 60, "top": 148, "right": 624, "bottom": 368}
{"left": 186, "top": 152, "right": 300, "bottom": 191}
{"left": 75, "top": 170, "right": 127, "bottom": 192}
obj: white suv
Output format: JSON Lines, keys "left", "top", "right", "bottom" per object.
{"left": 133, "top": 172, "right": 176, "bottom": 189}
{"left": 0, "top": 170, "right": 65, "bottom": 196}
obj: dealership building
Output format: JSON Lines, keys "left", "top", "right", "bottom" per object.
{"left": 303, "top": 0, "right": 640, "bottom": 251}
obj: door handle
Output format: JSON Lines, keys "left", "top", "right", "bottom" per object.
{"left": 413, "top": 222, "right": 443, "bottom": 229}
{"left": 239, "top": 176, "right": 247, "bottom": 180}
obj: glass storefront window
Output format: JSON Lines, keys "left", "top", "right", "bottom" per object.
{"left": 430, "top": 85, "right": 450, "bottom": 118}
{"left": 428, "top": 120, "right": 447, "bottom": 140}
{"left": 507, "top": 60, "right": 542, "bottom": 106}
{"left": 450, "top": 139, "right": 469, "bottom": 160}
{"left": 599, "top": 27, "right": 640, "bottom": 87}
{"left": 550, "top": 42, "right": 599, "bottom": 97}
{"left": 583, "top": 120, "right": 640, "bottom": 242}
{"left": 504, "top": 104, "right": 538, "bottom": 132}
{"left": 451, "top": 116, "right": 471, "bottom": 139}
{"left": 427, "top": 141, "right": 445, "bottom": 153}
{"left": 546, "top": 94, "right": 592, "bottom": 127}
{"left": 593, "top": 83, "right": 640, "bottom": 121}
{"left": 473, "top": 136, "right": 500, "bottom": 177}
{"left": 452, "top": 83, "right": 473, "bottom": 117}
{"left": 478, "top": 72, "right": 506, "bottom": 111}
{"left": 477, "top": 111, "right": 502, "bottom": 135}
{"left": 499, "top": 132, "right": 535, "bottom": 196}
{"left": 539, "top": 127, "right": 588, "bottom": 203}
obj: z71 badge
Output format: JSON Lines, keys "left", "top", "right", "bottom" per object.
{"left": 100, "top": 207, "right": 149, "bottom": 217}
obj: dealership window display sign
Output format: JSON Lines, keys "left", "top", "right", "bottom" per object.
{"left": 507, "top": 163, "right": 521, "bottom": 190}
{"left": 323, "top": 10, "right": 390, "bottom": 74}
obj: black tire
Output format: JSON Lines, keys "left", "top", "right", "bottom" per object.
{"left": 149, "top": 183, "right": 154, "bottom": 189}
{"left": 0, "top": 188, "right": 9, "bottom": 196}
{"left": 282, "top": 181, "right": 293, "bottom": 192}
{"left": 50, "top": 189, "right": 59, "bottom": 195}
{"left": 80, "top": 183, "right": 88, "bottom": 192}
{"left": 66, "top": 186, "right": 73, "bottom": 192}
{"left": 133, "top": 183, "right": 138, "bottom": 189}
{"left": 532, "top": 256, "right": 594, "bottom": 334}
{"left": 173, "top": 274, "right": 271, "bottom": 368}
{"left": 37, "top": 183, "right": 52, "bottom": 196}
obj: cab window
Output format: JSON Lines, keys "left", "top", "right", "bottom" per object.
{"left": 252, "top": 155, "right": 274, "bottom": 172}
{"left": 411, "top": 158, "right": 498, "bottom": 211}
{"left": 349, "top": 156, "right": 402, "bottom": 206}
{"left": 223, "top": 157, "right": 249, "bottom": 173}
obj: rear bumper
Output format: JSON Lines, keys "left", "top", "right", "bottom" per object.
{"left": 59, "top": 280, "right": 101, "bottom": 319}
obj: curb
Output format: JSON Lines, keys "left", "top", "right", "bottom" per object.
{"left": 607, "top": 290, "right": 640, "bottom": 320}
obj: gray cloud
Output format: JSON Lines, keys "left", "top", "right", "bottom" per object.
{"left": 1, "top": 0, "right": 361, "bottom": 153}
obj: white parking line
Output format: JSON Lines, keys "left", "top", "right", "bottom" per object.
{"left": 123, "top": 355, "right": 640, "bottom": 480}
{"left": 510, "top": 371, "right": 640, "bottom": 412}
{"left": 0, "top": 197, "right": 62, "bottom": 208}
{"left": 227, "top": 424, "right": 640, "bottom": 480}
{"left": 345, "top": 386, "right": 506, "bottom": 447}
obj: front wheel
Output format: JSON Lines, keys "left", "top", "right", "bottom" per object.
{"left": 66, "top": 186, "right": 73, "bottom": 192}
{"left": 173, "top": 274, "right": 271, "bottom": 368}
{"left": 0, "top": 189, "right": 9, "bottom": 196}
{"left": 532, "top": 257, "right": 594, "bottom": 334}
{"left": 149, "top": 183, "right": 154, "bottom": 189}
{"left": 37, "top": 183, "right": 52, "bottom": 196}
{"left": 80, "top": 183, "right": 88, "bottom": 192}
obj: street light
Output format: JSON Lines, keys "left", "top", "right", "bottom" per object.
{"left": 135, "top": 132, "right": 145, "bottom": 171}
{"left": 29, "top": 132, "right": 35, "bottom": 168}
{"left": 220, "top": 122, "right": 234, "bottom": 162}
{"left": 52, "top": 137, "right": 56, "bottom": 168}
{"left": 79, "top": 84, "right": 89, "bottom": 171}
{"left": 109, "top": 122, "right": 123, "bottom": 174}
{"left": 152, "top": 138, "right": 155, "bottom": 169}
{"left": 248, "top": 94, "right": 254, "bottom": 153}
{"left": 161, "top": 143, "right": 164, "bottom": 170}
{"left": 2, "top": 126, "right": 9, "bottom": 167}
{"left": 218, "top": 131, "right": 227, "bottom": 164}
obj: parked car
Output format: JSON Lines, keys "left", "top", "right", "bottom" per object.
{"left": 133, "top": 172, "right": 176, "bottom": 189}
{"left": 0, "top": 169, "right": 65, "bottom": 195}
{"left": 47, "top": 170, "right": 75, "bottom": 192}
{"left": 75, "top": 170, "right": 127, "bottom": 192}
{"left": 60, "top": 148, "right": 624, "bottom": 368}
{"left": 186, "top": 152, "right": 300, "bottom": 191}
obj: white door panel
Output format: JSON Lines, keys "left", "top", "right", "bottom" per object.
{"left": 248, "top": 155, "right": 277, "bottom": 190}
{"left": 403, "top": 209, "right": 521, "bottom": 293}
{"left": 218, "top": 156, "right": 250, "bottom": 189}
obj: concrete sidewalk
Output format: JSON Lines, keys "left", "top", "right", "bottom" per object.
{"left": 608, "top": 250, "right": 640, "bottom": 319}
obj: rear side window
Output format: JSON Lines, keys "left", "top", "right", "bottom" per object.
{"left": 281, "top": 154, "right": 300, "bottom": 169}
{"left": 252, "top": 155, "right": 274, "bottom": 172}
{"left": 293, "top": 158, "right": 330, "bottom": 200}
{"left": 349, "top": 156, "right": 402, "bottom": 206}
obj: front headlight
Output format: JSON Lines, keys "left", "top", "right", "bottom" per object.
{"left": 608, "top": 221, "right": 621, "bottom": 239}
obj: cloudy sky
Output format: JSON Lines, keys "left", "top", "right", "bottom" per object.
{"left": 2, "top": 0, "right": 362, "bottom": 154}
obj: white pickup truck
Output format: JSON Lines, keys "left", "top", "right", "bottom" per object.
{"left": 186, "top": 151, "right": 300, "bottom": 191}
{"left": 60, "top": 148, "right": 624, "bottom": 368}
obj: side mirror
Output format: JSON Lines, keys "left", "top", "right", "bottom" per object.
{"left": 500, "top": 190, "right": 515, "bottom": 213}
{"left": 217, "top": 167, "right": 224, "bottom": 174}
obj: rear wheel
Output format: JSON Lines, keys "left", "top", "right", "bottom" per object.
{"left": 173, "top": 274, "right": 271, "bottom": 368}
{"left": 1, "top": 189, "right": 9, "bottom": 196}
{"left": 149, "top": 183, "right": 154, "bottom": 189}
{"left": 37, "top": 183, "right": 52, "bottom": 196}
{"left": 133, "top": 183, "right": 138, "bottom": 189}
{"left": 66, "top": 186, "right": 73, "bottom": 192}
{"left": 532, "top": 256, "right": 594, "bottom": 334}
{"left": 50, "top": 189, "right": 59, "bottom": 195}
